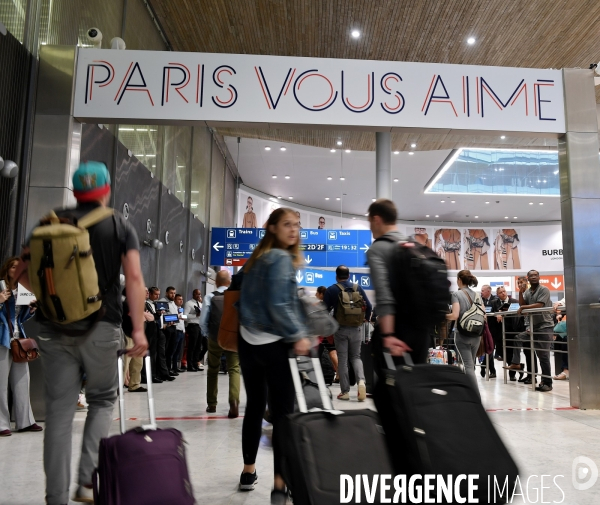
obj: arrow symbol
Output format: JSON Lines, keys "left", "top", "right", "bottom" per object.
{"left": 296, "top": 271, "right": 304, "bottom": 283}
{"left": 551, "top": 277, "right": 562, "bottom": 289}
{"left": 213, "top": 242, "right": 224, "bottom": 252}
{"left": 351, "top": 275, "right": 359, "bottom": 284}
{"left": 360, "top": 244, "right": 370, "bottom": 253}
{"left": 305, "top": 255, "right": 312, "bottom": 264}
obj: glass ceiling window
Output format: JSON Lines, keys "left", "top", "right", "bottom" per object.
{"left": 425, "top": 148, "right": 560, "bottom": 196}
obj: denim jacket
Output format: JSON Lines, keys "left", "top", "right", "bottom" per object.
{"left": 0, "top": 295, "right": 34, "bottom": 349}
{"left": 239, "top": 249, "right": 307, "bottom": 342}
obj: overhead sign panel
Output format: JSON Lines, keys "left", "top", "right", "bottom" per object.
{"left": 74, "top": 49, "right": 565, "bottom": 134}
{"left": 296, "top": 268, "right": 372, "bottom": 290}
{"left": 210, "top": 228, "right": 372, "bottom": 267}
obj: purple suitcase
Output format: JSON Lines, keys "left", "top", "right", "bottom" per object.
{"left": 93, "top": 351, "right": 195, "bottom": 505}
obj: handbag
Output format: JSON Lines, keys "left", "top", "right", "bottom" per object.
{"left": 217, "top": 290, "right": 240, "bottom": 352}
{"left": 11, "top": 338, "right": 40, "bottom": 362}
{"left": 298, "top": 289, "right": 339, "bottom": 338}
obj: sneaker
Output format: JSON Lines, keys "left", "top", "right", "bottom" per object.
{"left": 357, "top": 380, "right": 367, "bottom": 402}
{"left": 73, "top": 485, "right": 94, "bottom": 503}
{"left": 554, "top": 371, "right": 569, "bottom": 380}
{"left": 76, "top": 402, "right": 88, "bottom": 412}
{"left": 197, "top": 363, "right": 205, "bottom": 371}
{"left": 239, "top": 471, "right": 258, "bottom": 491}
{"left": 271, "top": 489, "right": 288, "bottom": 504}
{"left": 536, "top": 384, "right": 553, "bottom": 392}
{"left": 337, "top": 392, "right": 350, "bottom": 401}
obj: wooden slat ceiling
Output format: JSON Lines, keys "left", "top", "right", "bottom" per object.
{"left": 150, "top": 0, "right": 600, "bottom": 151}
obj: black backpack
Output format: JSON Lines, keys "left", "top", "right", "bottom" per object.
{"left": 208, "top": 290, "right": 225, "bottom": 340}
{"left": 378, "top": 237, "right": 451, "bottom": 328}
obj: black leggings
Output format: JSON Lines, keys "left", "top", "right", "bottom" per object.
{"left": 238, "top": 336, "right": 294, "bottom": 475}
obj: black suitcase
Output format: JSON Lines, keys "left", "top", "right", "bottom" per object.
{"left": 374, "top": 352, "right": 519, "bottom": 504}
{"left": 294, "top": 356, "right": 332, "bottom": 411}
{"left": 281, "top": 352, "right": 395, "bottom": 505}
{"left": 361, "top": 340, "right": 375, "bottom": 395}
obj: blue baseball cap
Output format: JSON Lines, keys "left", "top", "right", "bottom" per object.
{"left": 73, "top": 161, "right": 111, "bottom": 202}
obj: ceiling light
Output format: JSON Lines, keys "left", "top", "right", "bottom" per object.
{"left": 327, "top": 176, "right": 333, "bottom": 180}
{"left": 537, "top": 179, "right": 541, "bottom": 183}
{"left": 119, "top": 127, "right": 134, "bottom": 131}
{"left": 330, "top": 149, "right": 336, "bottom": 153}
{"left": 351, "top": 30, "right": 360, "bottom": 38}
{"left": 365, "top": 213, "right": 369, "bottom": 216}
{"left": 277, "top": 196, "right": 282, "bottom": 199}
{"left": 265, "top": 146, "right": 271, "bottom": 151}
{"left": 467, "top": 37, "right": 476, "bottom": 45}
{"left": 543, "top": 179, "right": 547, "bottom": 183}
{"left": 372, "top": 198, "right": 376, "bottom": 202}
{"left": 529, "top": 202, "right": 533, "bottom": 205}
{"left": 504, "top": 216, "right": 509, "bottom": 219}
{"left": 352, "top": 217, "right": 356, "bottom": 220}
{"left": 191, "top": 190, "right": 199, "bottom": 194}
{"left": 451, "top": 200, "right": 456, "bottom": 203}
{"left": 393, "top": 151, "right": 399, "bottom": 155}
{"left": 285, "top": 175, "right": 290, "bottom": 179}
{"left": 340, "top": 177, "right": 345, "bottom": 181}
{"left": 280, "top": 147, "right": 286, "bottom": 151}
{"left": 554, "top": 170, "right": 559, "bottom": 175}
{"left": 435, "top": 215, "right": 439, "bottom": 218}
{"left": 146, "top": 154, "right": 155, "bottom": 157}
{"left": 500, "top": 136, "right": 506, "bottom": 139}
{"left": 345, "top": 150, "right": 351, "bottom": 153}
{"left": 336, "top": 197, "right": 341, "bottom": 201}
{"left": 539, "top": 202, "right": 544, "bottom": 205}
{"left": 426, "top": 215, "right": 430, "bottom": 217}
{"left": 514, "top": 217, "right": 518, "bottom": 219}
{"left": 136, "top": 128, "right": 148, "bottom": 131}
{"left": 485, "top": 201, "right": 490, "bottom": 204}
{"left": 337, "top": 141, "right": 343, "bottom": 146}
{"left": 272, "top": 175, "right": 277, "bottom": 179}
{"left": 474, "top": 216, "right": 479, "bottom": 218}
{"left": 325, "top": 197, "right": 330, "bottom": 200}
{"left": 410, "top": 143, "right": 417, "bottom": 148}
{"left": 441, "top": 200, "right": 445, "bottom": 203}
{"left": 288, "top": 196, "right": 293, "bottom": 199}
{"left": 409, "top": 152, "right": 414, "bottom": 155}
{"left": 394, "top": 178, "right": 399, "bottom": 182}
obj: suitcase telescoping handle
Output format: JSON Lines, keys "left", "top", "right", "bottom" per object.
{"left": 288, "top": 348, "right": 334, "bottom": 413}
{"left": 381, "top": 348, "right": 414, "bottom": 371}
{"left": 117, "top": 350, "right": 157, "bottom": 434}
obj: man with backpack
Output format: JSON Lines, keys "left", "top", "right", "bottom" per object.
{"left": 15, "top": 161, "right": 147, "bottom": 505}
{"left": 200, "top": 270, "right": 240, "bottom": 418}
{"left": 323, "top": 266, "right": 372, "bottom": 401}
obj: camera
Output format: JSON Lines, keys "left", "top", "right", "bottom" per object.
{"left": 87, "top": 27, "right": 103, "bottom": 48}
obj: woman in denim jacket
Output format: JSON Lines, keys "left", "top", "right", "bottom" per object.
{"left": 0, "top": 257, "right": 41, "bottom": 436}
{"left": 238, "top": 208, "right": 311, "bottom": 504}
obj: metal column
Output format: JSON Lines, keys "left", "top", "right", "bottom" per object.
{"left": 375, "top": 132, "right": 392, "bottom": 200}
{"left": 559, "top": 68, "right": 600, "bottom": 409}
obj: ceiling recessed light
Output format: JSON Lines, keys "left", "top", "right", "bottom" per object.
{"left": 467, "top": 37, "right": 476, "bottom": 45}
{"left": 500, "top": 135, "right": 506, "bottom": 139}
{"left": 537, "top": 179, "right": 541, "bottom": 183}
{"left": 393, "top": 178, "right": 399, "bottom": 182}
{"left": 485, "top": 201, "right": 490, "bottom": 204}
{"left": 352, "top": 217, "right": 356, "bottom": 220}
{"left": 272, "top": 175, "right": 277, "bottom": 179}
{"left": 265, "top": 146, "right": 271, "bottom": 151}
{"left": 426, "top": 214, "right": 430, "bottom": 217}
{"left": 529, "top": 202, "right": 533, "bottom": 205}
{"left": 330, "top": 149, "right": 336, "bottom": 153}
{"left": 435, "top": 215, "right": 439, "bottom": 218}
{"left": 277, "top": 196, "right": 282, "bottom": 199}
{"left": 451, "top": 200, "right": 456, "bottom": 203}
{"left": 345, "top": 149, "right": 351, "bottom": 153}
{"left": 327, "top": 176, "right": 333, "bottom": 180}
{"left": 325, "top": 197, "right": 330, "bottom": 200}
{"left": 336, "top": 197, "right": 341, "bottom": 201}
{"left": 475, "top": 216, "right": 479, "bottom": 218}
{"left": 514, "top": 217, "right": 518, "bottom": 219}
{"left": 337, "top": 140, "right": 343, "bottom": 146}
{"left": 441, "top": 200, "right": 445, "bottom": 203}
{"left": 364, "top": 213, "right": 369, "bottom": 216}
{"left": 409, "top": 152, "right": 414, "bottom": 155}
{"left": 410, "top": 143, "right": 417, "bottom": 148}
{"left": 543, "top": 179, "right": 547, "bottom": 183}
{"left": 340, "top": 177, "right": 345, "bottom": 181}
{"left": 539, "top": 202, "right": 544, "bottom": 205}
{"left": 372, "top": 198, "right": 376, "bottom": 202}
{"left": 288, "top": 196, "right": 293, "bottom": 199}
{"left": 393, "top": 151, "right": 400, "bottom": 155}
{"left": 285, "top": 175, "right": 290, "bottom": 179}
{"left": 351, "top": 30, "right": 360, "bottom": 38}
{"left": 504, "top": 216, "right": 509, "bottom": 219}
{"left": 280, "top": 147, "right": 286, "bottom": 151}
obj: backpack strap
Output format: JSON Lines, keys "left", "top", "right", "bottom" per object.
{"left": 78, "top": 207, "right": 114, "bottom": 229}
{"left": 460, "top": 288, "right": 474, "bottom": 307}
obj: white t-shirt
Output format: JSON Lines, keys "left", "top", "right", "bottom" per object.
{"left": 240, "top": 325, "right": 282, "bottom": 345}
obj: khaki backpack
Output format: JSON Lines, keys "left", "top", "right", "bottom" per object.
{"left": 335, "top": 283, "right": 365, "bottom": 327}
{"left": 28, "top": 207, "right": 114, "bottom": 324}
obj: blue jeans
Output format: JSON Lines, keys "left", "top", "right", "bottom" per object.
{"left": 171, "top": 330, "right": 185, "bottom": 371}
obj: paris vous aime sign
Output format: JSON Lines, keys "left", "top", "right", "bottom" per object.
{"left": 73, "top": 50, "right": 565, "bottom": 133}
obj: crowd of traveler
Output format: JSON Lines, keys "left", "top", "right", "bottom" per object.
{"left": 0, "top": 159, "right": 570, "bottom": 505}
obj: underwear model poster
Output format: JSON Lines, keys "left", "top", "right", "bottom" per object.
{"left": 434, "top": 228, "right": 461, "bottom": 270}
{"left": 464, "top": 229, "right": 491, "bottom": 270}
{"left": 494, "top": 229, "right": 521, "bottom": 270}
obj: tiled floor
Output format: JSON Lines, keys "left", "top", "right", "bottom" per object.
{"left": 1, "top": 364, "right": 599, "bottom": 504}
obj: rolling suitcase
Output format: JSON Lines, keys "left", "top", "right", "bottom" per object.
{"left": 281, "top": 351, "right": 394, "bottom": 505}
{"left": 93, "top": 350, "right": 195, "bottom": 505}
{"left": 294, "top": 355, "right": 332, "bottom": 411}
{"left": 374, "top": 352, "right": 519, "bottom": 504}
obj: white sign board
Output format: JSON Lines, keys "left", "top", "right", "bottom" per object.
{"left": 74, "top": 50, "right": 565, "bottom": 134}
{"left": 17, "top": 283, "right": 36, "bottom": 306}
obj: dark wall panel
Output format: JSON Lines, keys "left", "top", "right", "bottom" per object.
{"left": 187, "top": 216, "right": 206, "bottom": 297}
{"left": 113, "top": 143, "right": 161, "bottom": 286}
{"left": 157, "top": 189, "right": 188, "bottom": 296}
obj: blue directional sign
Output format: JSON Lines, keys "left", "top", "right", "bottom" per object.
{"left": 295, "top": 268, "right": 372, "bottom": 290}
{"left": 210, "top": 228, "right": 372, "bottom": 268}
